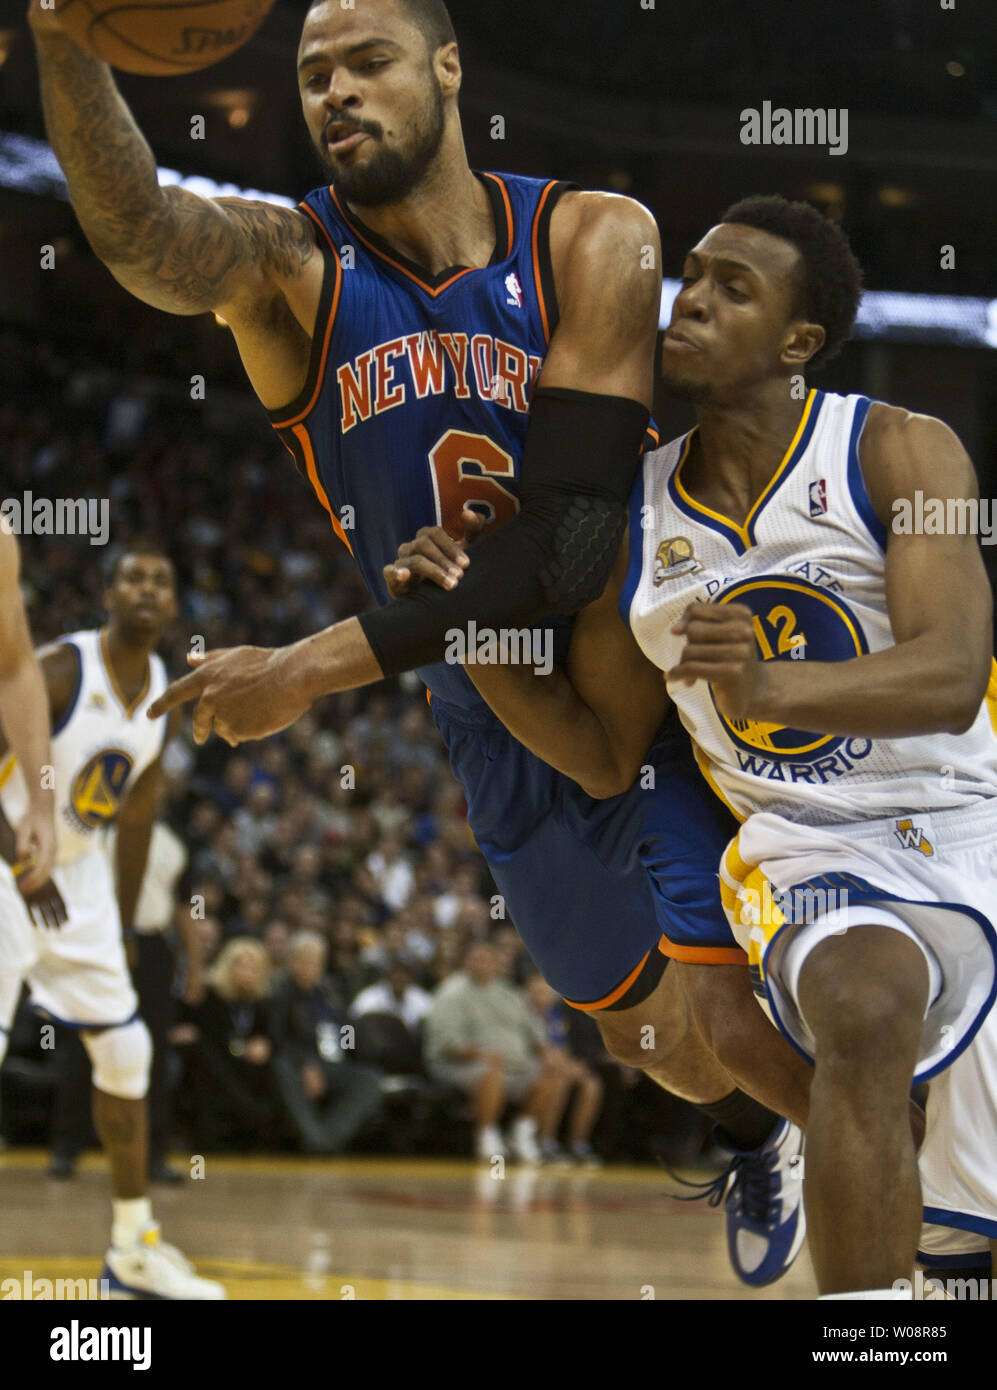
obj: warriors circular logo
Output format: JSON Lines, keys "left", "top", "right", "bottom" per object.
{"left": 70, "top": 749, "right": 134, "bottom": 829}
{"left": 712, "top": 576, "right": 868, "bottom": 761}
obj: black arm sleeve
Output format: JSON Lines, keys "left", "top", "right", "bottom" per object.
{"left": 358, "top": 387, "right": 649, "bottom": 677}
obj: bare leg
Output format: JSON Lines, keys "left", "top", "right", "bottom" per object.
{"left": 679, "top": 961, "right": 812, "bottom": 1128}
{"left": 534, "top": 1064, "right": 571, "bottom": 1142}
{"left": 567, "top": 1065, "right": 603, "bottom": 1144}
{"left": 596, "top": 963, "right": 738, "bottom": 1103}
{"left": 471, "top": 1059, "right": 507, "bottom": 1129}
{"left": 798, "top": 925, "right": 929, "bottom": 1293}
{"left": 522, "top": 1059, "right": 567, "bottom": 1130}
{"left": 91, "top": 1087, "right": 147, "bottom": 1200}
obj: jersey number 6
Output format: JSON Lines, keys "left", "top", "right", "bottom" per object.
{"left": 428, "top": 430, "right": 520, "bottom": 535}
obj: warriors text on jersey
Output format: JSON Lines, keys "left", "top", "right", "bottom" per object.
{"left": 0, "top": 629, "right": 168, "bottom": 864}
{"left": 623, "top": 389, "right": 997, "bottom": 824}
{"left": 267, "top": 171, "right": 581, "bottom": 709}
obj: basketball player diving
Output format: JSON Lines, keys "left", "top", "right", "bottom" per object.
{"left": 31, "top": 0, "right": 820, "bottom": 1284}
{"left": 0, "top": 544, "right": 224, "bottom": 1299}
{"left": 388, "top": 196, "right": 997, "bottom": 1299}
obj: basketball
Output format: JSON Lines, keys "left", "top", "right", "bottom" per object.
{"left": 53, "top": 0, "right": 277, "bottom": 76}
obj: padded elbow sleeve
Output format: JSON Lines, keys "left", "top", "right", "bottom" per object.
{"left": 359, "top": 388, "right": 649, "bottom": 677}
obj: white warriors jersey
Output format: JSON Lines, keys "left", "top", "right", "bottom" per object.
{"left": 0, "top": 628, "right": 169, "bottom": 865}
{"left": 624, "top": 389, "right": 997, "bottom": 824}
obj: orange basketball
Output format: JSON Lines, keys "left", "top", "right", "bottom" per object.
{"left": 53, "top": 0, "right": 277, "bottom": 76}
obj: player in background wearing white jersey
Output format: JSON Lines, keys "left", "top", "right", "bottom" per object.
{"left": 386, "top": 198, "right": 997, "bottom": 1297}
{"left": 0, "top": 545, "right": 224, "bottom": 1299}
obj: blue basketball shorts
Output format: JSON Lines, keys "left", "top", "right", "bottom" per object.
{"left": 430, "top": 696, "right": 743, "bottom": 1008}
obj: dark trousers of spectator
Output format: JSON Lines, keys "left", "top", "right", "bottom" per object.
{"left": 272, "top": 1055, "right": 383, "bottom": 1155}
{"left": 178, "top": 1043, "right": 278, "bottom": 1151}
{"left": 50, "top": 934, "right": 177, "bottom": 1167}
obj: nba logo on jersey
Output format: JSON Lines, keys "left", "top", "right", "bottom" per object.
{"left": 809, "top": 478, "right": 828, "bottom": 517}
{"left": 505, "top": 272, "right": 524, "bottom": 308}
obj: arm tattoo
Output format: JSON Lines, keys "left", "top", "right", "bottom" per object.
{"left": 35, "top": 33, "right": 315, "bottom": 313}
{"left": 143, "top": 193, "right": 317, "bottom": 312}
{"left": 36, "top": 37, "right": 158, "bottom": 248}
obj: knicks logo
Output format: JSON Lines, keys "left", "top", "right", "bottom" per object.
{"left": 894, "top": 819, "right": 934, "bottom": 856}
{"left": 713, "top": 576, "right": 868, "bottom": 762}
{"left": 654, "top": 536, "right": 701, "bottom": 585}
{"left": 70, "top": 750, "right": 134, "bottom": 830}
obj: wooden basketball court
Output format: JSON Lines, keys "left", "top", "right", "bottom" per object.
{"left": 0, "top": 1149, "right": 816, "bottom": 1300}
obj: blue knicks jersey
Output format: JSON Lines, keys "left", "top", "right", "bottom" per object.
{"left": 267, "top": 171, "right": 579, "bottom": 708}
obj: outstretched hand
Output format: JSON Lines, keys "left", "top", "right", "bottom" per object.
{"left": 148, "top": 644, "right": 315, "bottom": 747}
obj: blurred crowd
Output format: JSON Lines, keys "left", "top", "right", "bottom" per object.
{"left": 0, "top": 323, "right": 710, "bottom": 1170}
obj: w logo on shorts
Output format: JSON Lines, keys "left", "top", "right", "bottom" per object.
{"left": 894, "top": 818, "right": 934, "bottom": 856}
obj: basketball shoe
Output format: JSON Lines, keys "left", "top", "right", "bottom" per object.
{"left": 676, "top": 1118, "right": 806, "bottom": 1286}
{"left": 101, "top": 1223, "right": 226, "bottom": 1299}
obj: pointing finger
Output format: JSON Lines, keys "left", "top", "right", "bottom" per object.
{"left": 148, "top": 668, "right": 209, "bottom": 719}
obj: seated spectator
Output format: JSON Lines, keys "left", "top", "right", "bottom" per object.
{"left": 492, "top": 923, "right": 534, "bottom": 986}
{"left": 432, "top": 861, "right": 483, "bottom": 930}
{"left": 365, "top": 834, "right": 415, "bottom": 912}
{"left": 426, "top": 931, "right": 464, "bottom": 990}
{"left": 268, "top": 932, "right": 383, "bottom": 1156}
{"left": 190, "top": 913, "right": 223, "bottom": 974}
{"left": 171, "top": 938, "right": 277, "bottom": 1151}
{"left": 233, "top": 781, "right": 277, "bottom": 855}
{"left": 262, "top": 920, "right": 292, "bottom": 971}
{"left": 327, "top": 912, "right": 380, "bottom": 1001}
{"left": 423, "top": 941, "right": 565, "bottom": 1164}
{"left": 350, "top": 959, "right": 433, "bottom": 1033}
{"left": 524, "top": 975, "right": 605, "bottom": 1166}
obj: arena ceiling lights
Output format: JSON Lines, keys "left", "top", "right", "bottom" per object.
{"left": 2, "top": 130, "right": 993, "bottom": 350}
{"left": 659, "top": 281, "right": 997, "bottom": 349}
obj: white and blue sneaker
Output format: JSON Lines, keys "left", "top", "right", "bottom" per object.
{"left": 674, "top": 1119, "right": 806, "bottom": 1286}
{"left": 101, "top": 1223, "right": 227, "bottom": 1300}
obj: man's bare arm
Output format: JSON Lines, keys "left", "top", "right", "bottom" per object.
{"left": 537, "top": 190, "right": 660, "bottom": 404}
{"left": 30, "top": 13, "right": 319, "bottom": 354}
{"left": 469, "top": 540, "right": 669, "bottom": 797}
{"left": 384, "top": 520, "right": 668, "bottom": 797}
{"left": 0, "top": 528, "right": 58, "bottom": 890}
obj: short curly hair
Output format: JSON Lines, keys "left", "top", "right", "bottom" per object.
{"left": 719, "top": 195, "right": 864, "bottom": 371}
{"left": 307, "top": 0, "right": 456, "bottom": 53}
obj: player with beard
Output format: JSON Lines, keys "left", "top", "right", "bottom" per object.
{"left": 31, "top": 0, "right": 814, "bottom": 1282}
